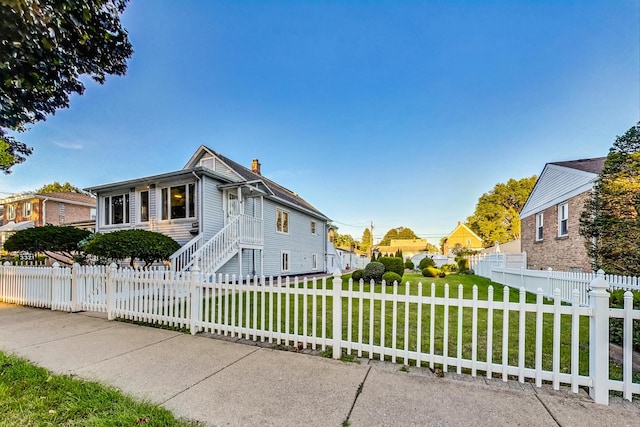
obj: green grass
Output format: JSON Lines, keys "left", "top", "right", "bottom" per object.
{"left": 0, "top": 351, "right": 200, "bottom": 427}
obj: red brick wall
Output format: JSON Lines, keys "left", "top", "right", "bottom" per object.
{"left": 522, "top": 191, "right": 592, "bottom": 272}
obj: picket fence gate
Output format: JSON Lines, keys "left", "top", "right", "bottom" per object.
{"left": 0, "top": 262, "right": 639, "bottom": 405}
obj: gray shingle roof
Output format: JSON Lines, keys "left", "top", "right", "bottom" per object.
{"left": 550, "top": 157, "right": 606, "bottom": 174}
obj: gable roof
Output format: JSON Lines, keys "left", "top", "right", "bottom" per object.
{"left": 445, "top": 222, "right": 482, "bottom": 243}
{"left": 187, "top": 146, "right": 328, "bottom": 220}
{"left": 520, "top": 157, "right": 605, "bottom": 219}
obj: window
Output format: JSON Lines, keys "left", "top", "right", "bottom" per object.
{"left": 281, "top": 251, "right": 290, "bottom": 272}
{"left": 536, "top": 212, "right": 544, "bottom": 241}
{"left": 161, "top": 183, "right": 195, "bottom": 220}
{"left": 558, "top": 202, "right": 568, "bottom": 237}
{"left": 103, "top": 193, "right": 130, "bottom": 225}
{"left": 22, "top": 202, "right": 32, "bottom": 217}
{"left": 310, "top": 221, "right": 316, "bottom": 235}
{"left": 139, "top": 190, "right": 149, "bottom": 222}
{"left": 6, "top": 205, "right": 15, "bottom": 220}
{"left": 276, "top": 208, "right": 289, "bottom": 233}
{"left": 90, "top": 208, "right": 96, "bottom": 221}
{"left": 312, "top": 253, "right": 318, "bottom": 270}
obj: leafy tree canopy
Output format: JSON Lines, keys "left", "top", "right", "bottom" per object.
{"left": 83, "top": 229, "right": 180, "bottom": 267}
{"left": 580, "top": 123, "right": 640, "bottom": 275}
{"left": 3, "top": 225, "right": 90, "bottom": 265}
{"left": 333, "top": 232, "right": 358, "bottom": 249}
{"left": 0, "top": 0, "right": 133, "bottom": 173}
{"left": 378, "top": 227, "right": 418, "bottom": 246}
{"left": 360, "top": 228, "right": 372, "bottom": 254}
{"left": 466, "top": 176, "right": 537, "bottom": 247}
{"left": 35, "top": 181, "right": 82, "bottom": 193}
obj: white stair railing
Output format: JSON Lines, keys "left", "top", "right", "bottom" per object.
{"left": 170, "top": 234, "right": 203, "bottom": 272}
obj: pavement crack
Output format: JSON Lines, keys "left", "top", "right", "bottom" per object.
{"left": 532, "top": 387, "right": 562, "bottom": 427}
{"left": 159, "top": 346, "right": 262, "bottom": 405}
{"left": 343, "top": 365, "right": 372, "bottom": 426}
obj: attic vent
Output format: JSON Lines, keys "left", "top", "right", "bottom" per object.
{"left": 251, "top": 158, "right": 261, "bottom": 175}
{"left": 200, "top": 157, "right": 214, "bottom": 170}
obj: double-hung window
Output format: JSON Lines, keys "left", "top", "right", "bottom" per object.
{"left": 535, "top": 213, "right": 544, "bottom": 241}
{"left": 104, "top": 193, "right": 130, "bottom": 225}
{"left": 22, "top": 202, "right": 32, "bottom": 217}
{"left": 6, "top": 205, "right": 15, "bottom": 220}
{"left": 160, "top": 183, "right": 195, "bottom": 220}
{"left": 139, "top": 190, "right": 149, "bottom": 223}
{"left": 276, "top": 208, "right": 289, "bottom": 233}
{"left": 310, "top": 221, "right": 316, "bottom": 235}
{"left": 558, "top": 203, "right": 568, "bottom": 237}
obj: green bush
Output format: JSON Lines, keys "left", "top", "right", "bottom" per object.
{"left": 441, "top": 263, "right": 458, "bottom": 272}
{"left": 457, "top": 258, "right": 469, "bottom": 272}
{"left": 83, "top": 229, "right": 180, "bottom": 267}
{"left": 382, "top": 271, "right": 402, "bottom": 285}
{"left": 363, "top": 262, "right": 385, "bottom": 283}
{"left": 610, "top": 289, "right": 640, "bottom": 351}
{"left": 351, "top": 269, "right": 364, "bottom": 282}
{"left": 404, "top": 260, "right": 414, "bottom": 270}
{"left": 377, "top": 256, "right": 404, "bottom": 276}
{"left": 418, "top": 257, "right": 435, "bottom": 270}
{"left": 422, "top": 267, "right": 440, "bottom": 277}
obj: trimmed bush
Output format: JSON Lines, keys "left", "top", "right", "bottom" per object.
{"left": 457, "top": 258, "right": 469, "bottom": 272}
{"left": 363, "top": 262, "right": 385, "bottom": 283}
{"left": 351, "top": 269, "right": 364, "bottom": 282}
{"left": 382, "top": 271, "right": 402, "bottom": 285}
{"left": 404, "top": 260, "right": 414, "bottom": 270}
{"left": 418, "top": 257, "right": 435, "bottom": 270}
{"left": 442, "top": 263, "right": 458, "bottom": 273}
{"left": 422, "top": 266, "right": 440, "bottom": 277}
{"left": 377, "top": 256, "right": 404, "bottom": 276}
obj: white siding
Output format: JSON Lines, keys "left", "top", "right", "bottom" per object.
{"left": 201, "top": 176, "right": 224, "bottom": 241}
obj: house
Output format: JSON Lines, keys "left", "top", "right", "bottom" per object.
{"left": 85, "top": 146, "right": 330, "bottom": 278}
{"left": 519, "top": 157, "right": 606, "bottom": 272}
{"left": 0, "top": 192, "right": 96, "bottom": 249}
{"left": 374, "top": 238, "right": 430, "bottom": 259}
{"left": 441, "top": 221, "right": 483, "bottom": 255}
{"left": 480, "top": 239, "right": 522, "bottom": 254}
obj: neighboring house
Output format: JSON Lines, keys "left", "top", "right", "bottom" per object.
{"left": 519, "top": 157, "right": 606, "bottom": 272}
{"left": 375, "top": 238, "right": 430, "bottom": 259}
{"left": 441, "top": 222, "right": 483, "bottom": 255}
{"left": 480, "top": 239, "right": 522, "bottom": 255}
{"left": 334, "top": 247, "right": 370, "bottom": 271}
{"left": 0, "top": 192, "right": 96, "bottom": 249}
{"left": 85, "top": 146, "right": 330, "bottom": 278}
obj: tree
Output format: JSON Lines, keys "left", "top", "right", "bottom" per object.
{"left": 333, "top": 232, "right": 358, "bottom": 249}
{"left": 580, "top": 123, "right": 640, "bottom": 275}
{"left": 83, "top": 229, "right": 180, "bottom": 267}
{"left": 35, "top": 181, "right": 82, "bottom": 193}
{"left": 0, "top": 0, "right": 133, "bottom": 173}
{"left": 466, "top": 176, "right": 537, "bottom": 247}
{"left": 378, "top": 227, "right": 418, "bottom": 246}
{"left": 3, "top": 225, "right": 90, "bottom": 265}
{"left": 360, "top": 228, "right": 372, "bottom": 254}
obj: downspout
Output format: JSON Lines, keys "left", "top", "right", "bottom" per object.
{"left": 191, "top": 171, "right": 202, "bottom": 236}
{"left": 41, "top": 198, "right": 48, "bottom": 226}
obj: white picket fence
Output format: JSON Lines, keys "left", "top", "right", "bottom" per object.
{"left": 469, "top": 253, "right": 640, "bottom": 305}
{"left": 1, "top": 262, "right": 639, "bottom": 405}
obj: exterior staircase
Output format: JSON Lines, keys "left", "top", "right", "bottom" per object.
{"left": 170, "top": 214, "right": 263, "bottom": 276}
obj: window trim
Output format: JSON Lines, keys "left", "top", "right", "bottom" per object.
{"left": 6, "top": 205, "right": 15, "bottom": 220}
{"left": 312, "top": 253, "right": 318, "bottom": 270}
{"left": 310, "top": 220, "right": 316, "bottom": 235}
{"left": 138, "top": 190, "right": 150, "bottom": 223}
{"left": 159, "top": 183, "right": 196, "bottom": 221}
{"left": 103, "top": 193, "right": 130, "bottom": 226}
{"left": 558, "top": 202, "right": 568, "bottom": 237}
{"left": 22, "top": 202, "right": 32, "bottom": 218}
{"left": 535, "top": 212, "right": 544, "bottom": 241}
{"left": 276, "top": 208, "right": 289, "bottom": 234}
{"left": 281, "top": 250, "right": 290, "bottom": 272}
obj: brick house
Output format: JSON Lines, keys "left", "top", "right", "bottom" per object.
{"left": 0, "top": 192, "right": 96, "bottom": 249}
{"left": 520, "top": 157, "right": 605, "bottom": 272}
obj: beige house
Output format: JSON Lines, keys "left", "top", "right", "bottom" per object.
{"left": 375, "top": 238, "right": 430, "bottom": 258}
{"left": 441, "top": 222, "right": 483, "bottom": 255}
{"left": 520, "top": 157, "right": 605, "bottom": 272}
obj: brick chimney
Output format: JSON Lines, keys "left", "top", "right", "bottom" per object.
{"left": 251, "top": 158, "right": 261, "bottom": 175}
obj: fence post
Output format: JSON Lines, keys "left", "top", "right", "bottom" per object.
{"left": 589, "top": 269, "right": 610, "bottom": 405}
{"left": 190, "top": 265, "right": 201, "bottom": 336}
{"left": 332, "top": 268, "right": 343, "bottom": 360}
{"left": 107, "top": 263, "right": 117, "bottom": 320}
{"left": 51, "top": 262, "right": 61, "bottom": 311}
{"left": 546, "top": 267, "right": 553, "bottom": 299}
{"left": 70, "top": 263, "right": 80, "bottom": 312}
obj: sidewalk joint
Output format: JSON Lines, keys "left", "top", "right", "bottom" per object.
{"left": 342, "top": 365, "right": 372, "bottom": 426}
{"left": 533, "top": 387, "right": 562, "bottom": 427}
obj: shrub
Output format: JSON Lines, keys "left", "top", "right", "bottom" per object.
{"left": 457, "top": 258, "right": 469, "bottom": 272}
{"left": 404, "top": 260, "right": 414, "bottom": 270}
{"left": 422, "top": 267, "right": 440, "bottom": 277}
{"left": 363, "top": 262, "right": 385, "bottom": 283}
{"left": 377, "top": 256, "right": 404, "bottom": 276}
{"left": 438, "top": 271, "right": 446, "bottom": 278}
{"left": 418, "top": 257, "right": 435, "bottom": 270}
{"left": 382, "top": 271, "right": 402, "bottom": 285}
{"left": 441, "top": 263, "right": 458, "bottom": 273}
{"left": 83, "top": 229, "right": 180, "bottom": 267}
{"left": 351, "top": 269, "right": 364, "bottom": 282}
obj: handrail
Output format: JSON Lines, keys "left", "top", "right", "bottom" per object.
{"left": 170, "top": 234, "right": 203, "bottom": 272}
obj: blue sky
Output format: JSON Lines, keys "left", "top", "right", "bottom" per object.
{"left": 1, "top": 0, "right": 638, "bottom": 243}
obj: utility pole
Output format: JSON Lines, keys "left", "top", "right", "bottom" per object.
{"left": 369, "top": 220, "right": 374, "bottom": 257}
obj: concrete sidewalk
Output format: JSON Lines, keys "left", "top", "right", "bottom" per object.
{"left": 1, "top": 303, "right": 639, "bottom": 427}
